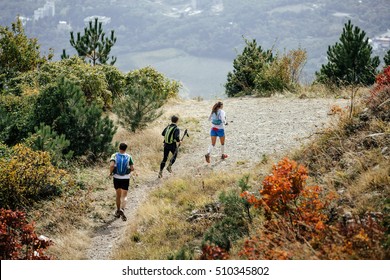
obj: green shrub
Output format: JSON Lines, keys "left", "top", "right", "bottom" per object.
{"left": 0, "top": 94, "right": 36, "bottom": 145}
{"left": 24, "top": 123, "right": 73, "bottom": 167}
{"left": 125, "top": 66, "right": 180, "bottom": 100}
{"left": 115, "top": 67, "right": 180, "bottom": 132}
{"left": 0, "top": 142, "right": 11, "bottom": 159}
{"left": 255, "top": 56, "right": 292, "bottom": 95}
{"left": 97, "top": 64, "right": 125, "bottom": 100}
{"left": 315, "top": 20, "right": 379, "bottom": 87}
{"left": 225, "top": 38, "right": 273, "bottom": 97}
{"left": 384, "top": 49, "right": 390, "bottom": 67}
{"left": 114, "top": 83, "right": 164, "bottom": 132}
{"left": 32, "top": 77, "right": 116, "bottom": 159}
{"left": 0, "top": 18, "right": 51, "bottom": 92}
{"left": 203, "top": 190, "right": 250, "bottom": 251}
{"left": 10, "top": 57, "right": 112, "bottom": 109}
{"left": 225, "top": 38, "right": 306, "bottom": 97}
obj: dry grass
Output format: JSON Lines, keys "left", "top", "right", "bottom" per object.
{"left": 113, "top": 171, "right": 243, "bottom": 260}
{"left": 29, "top": 191, "right": 94, "bottom": 259}
{"left": 293, "top": 92, "right": 390, "bottom": 218}
{"left": 46, "top": 230, "right": 91, "bottom": 260}
{"left": 109, "top": 101, "right": 198, "bottom": 175}
{"left": 30, "top": 103, "right": 203, "bottom": 260}
{"left": 30, "top": 88, "right": 389, "bottom": 260}
{"left": 289, "top": 83, "right": 369, "bottom": 100}
{"left": 350, "top": 163, "right": 390, "bottom": 214}
{"left": 29, "top": 162, "right": 115, "bottom": 259}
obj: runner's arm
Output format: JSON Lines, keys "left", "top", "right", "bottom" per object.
{"left": 129, "top": 157, "right": 135, "bottom": 172}
{"left": 109, "top": 160, "right": 115, "bottom": 175}
{"left": 221, "top": 110, "right": 227, "bottom": 125}
{"left": 174, "top": 128, "right": 181, "bottom": 143}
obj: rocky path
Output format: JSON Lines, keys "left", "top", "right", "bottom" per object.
{"left": 86, "top": 97, "right": 347, "bottom": 259}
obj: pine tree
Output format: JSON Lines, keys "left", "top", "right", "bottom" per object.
{"left": 62, "top": 18, "right": 117, "bottom": 66}
{"left": 315, "top": 20, "right": 379, "bottom": 87}
{"left": 225, "top": 38, "right": 273, "bottom": 97}
{"left": 384, "top": 49, "right": 390, "bottom": 67}
{"left": 33, "top": 77, "right": 116, "bottom": 159}
{"left": 24, "top": 123, "right": 72, "bottom": 166}
{"left": 114, "top": 83, "right": 164, "bottom": 132}
{"left": 114, "top": 67, "right": 179, "bottom": 132}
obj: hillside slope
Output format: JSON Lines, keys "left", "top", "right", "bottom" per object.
{"left": 85, "top": 97, "right": 347, "bottom": 259}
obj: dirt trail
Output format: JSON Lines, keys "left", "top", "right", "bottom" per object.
{"left": 86, "top": 97, "right": 347, "bottom": 259}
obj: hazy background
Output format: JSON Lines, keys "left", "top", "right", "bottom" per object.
{"left": 1, "top": 0, "right": 389, "bottom": 98}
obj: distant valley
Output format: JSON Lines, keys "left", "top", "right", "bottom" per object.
{"left": 1, "top": 0, "right": 389, "bottom": 98}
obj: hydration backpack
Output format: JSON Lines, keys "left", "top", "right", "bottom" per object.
{"left": 211, "top": 111, "right": 222, "bottom": 125}
{"left": 115, "top": 153, "right": 130, "bottom": 175}
{"left": 164, "top": 125, "right": 177, "bottom": 144}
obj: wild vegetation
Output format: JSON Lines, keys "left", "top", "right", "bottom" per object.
{"left": 62, "top": 18, "right": 117, "bottom": 66}
{"left": 114, "top": 69, "right": 389, "bottom": 259}
{"left": 0, "top": 18, "right": 180, "bottom": 259}
{"left": 225, "top": 38, "right": 307, "bottom": 97}
{"left": 0, "top": 208, "right": 53, "bottom": 259}
{"left": 0, "top": 15, "right": 389, "bottom": 260}
{"left": 316, "top": 20, "right": 380, "bottom": 87}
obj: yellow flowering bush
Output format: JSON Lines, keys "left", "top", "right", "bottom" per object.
{"left": 0, "top": 144, "right": 75, "bottom": 209}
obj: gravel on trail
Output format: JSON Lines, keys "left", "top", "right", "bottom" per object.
{"left": 86, "top": 97, "right": 347, "bottom": 260}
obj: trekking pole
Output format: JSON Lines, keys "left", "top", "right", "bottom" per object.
{"left": 180, "top": 129, "right": 189, "bottom": 145}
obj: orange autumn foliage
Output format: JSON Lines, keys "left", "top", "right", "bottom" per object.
{"left": 0, "top": 208, "right": 52, "bottom": 260}
{"left": 200, "top": 244, "right": 229, "bottom": 260}
{"left": 241, "top": 158, "right": 330, "bottom": 233}
{"left": 239, "top": 158, "right": 385, "bottom": 259}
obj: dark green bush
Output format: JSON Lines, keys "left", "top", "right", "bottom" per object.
{"left": 225, "top": 39, "right": 305, "bottom": 97}
{"left": 0, "top": 94, "right": 36, "bottom": 145}
{"left": 225, "top": 39, "right": 273, "bottom": 97}
{"left": 203, "top": 190, "right": 250, "bottom": 251}
{"left": 115, "top": 67, "right": 180, "bottom": 132}
{"left": 97, "top": 64, "right": 125, "bottom": 100}
{"left": 315, "top": 20, "right": 379, "bottom": 87}
{"left": 33, "top": 76, "right": 116, "bottom": 159}
{"left": 24, "top": 123, "right": 73, "bottom": 167}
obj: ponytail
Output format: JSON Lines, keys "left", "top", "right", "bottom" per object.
{"left": 211, "top": 101, "right": 223, "bottom": 114}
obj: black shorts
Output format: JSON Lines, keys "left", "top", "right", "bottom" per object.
{"left": 113, "top": 178, "right": 130, "bottom": 190}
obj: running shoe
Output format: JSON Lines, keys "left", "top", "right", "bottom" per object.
{"left": 120, "top": 209, "right": 127, "bottom": 221}
{"left": 205, "top": 153, "right": 210, "bottom": 163}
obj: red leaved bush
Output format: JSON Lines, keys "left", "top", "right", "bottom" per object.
{"left": 241, "top": 158, "right": 329, "bottom": 233}
{"left": 0, "top": 208, "right": 52, "bottom": 260}
{"left": 200, "top": 245, "right": 229, "bottom": 260}
{"left": 366, "top": 66, "right": 390, "bottom": 120}
{"left": 239, "top": 158, "right": 386, "bottom": 259}
{"left": 239, "top": 158, "right": 331, "bottom": 259}
{"left": 375, "top": 66, "right": 390, "bottom": 89}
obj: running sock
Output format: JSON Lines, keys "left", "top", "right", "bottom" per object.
{"left": 207, "top": 145, "right": 214, "bottom": 155}
{"left": 121, "top": 196, "right": 127, "bottom": 210}
{"left": 221, "top": 145, "right": 225, "bottom": 155}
